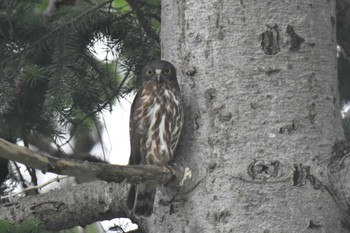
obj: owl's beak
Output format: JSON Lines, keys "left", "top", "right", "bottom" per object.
{"left": 155, "top": 69, "right": 161, "bottom": 82}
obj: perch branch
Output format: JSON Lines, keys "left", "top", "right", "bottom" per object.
{"left": 0, "top": 138, "right": 173, "bottom": 185}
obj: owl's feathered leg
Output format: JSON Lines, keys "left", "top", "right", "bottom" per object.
{"left": 128, "top": 182, "right": 157, "bottom": 217}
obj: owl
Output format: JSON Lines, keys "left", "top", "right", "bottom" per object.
{"left": 127, "top": 60, "right": 184, "bottom": 217}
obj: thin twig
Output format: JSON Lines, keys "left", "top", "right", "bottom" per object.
{"left": 1, "top": 176, "right": 70, "bottom": 200}
{"left": 12, "top": 161, "right": 28, "bottom": 189}
{"left": 93, "top": 118, "right": 106, "bottom": 161}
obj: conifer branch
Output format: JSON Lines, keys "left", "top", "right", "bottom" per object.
{"left": 1, "top": 0, "right": 132, "bottom": 67}
{"left": 126, "top": 0, "right": 160, "bottom": 43}
{"left": 61, "top": 67, "right": 132, "bottom": 146}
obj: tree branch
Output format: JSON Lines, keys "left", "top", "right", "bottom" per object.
{"left": 0, "top": 138, "right": 173, "bottom": 185}
{"left": 126, "top": 0, "right": 160, "bottom": 43}
{"left": 1, "top": 0, "right": 132, "bottom": 67}
{"left": 61, "top": 66, "right": 132, "bottom": 147}
{"left": 0, "top": 139, "right": 192, "bottom": 231}
{"left": 0, "top": 181, "right": 130, "bottom": 231}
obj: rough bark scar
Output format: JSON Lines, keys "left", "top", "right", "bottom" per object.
{"left": 292, "top": 164, "right": 322, "bottom": 189}
{"left": 185, "top": 66, "right": 197, "bottom": 76}
{"left": 308, "top": 103, "right": 316, "bottom": 124}
{"left": 204, "top": 88, "right": 217, "bottom": 101}
{"left": 248, "top": 160, "right": 279, "bottom": 180}
{"left": 307, "top": 220, "right": 322, "bottom": 229}
{"left": 330, "top": 140, "right": 350, "bottom": 163}
{"left": 328, "top": 141, "right": 350, "bottom": 223}
{"left": 30, "top": 201, "right": 67, "bottom": 218}
{"left": 279, "top": 120, "right": 297, "bottom": 134}
{"left": 286, "top": 25, "right": 304, "bottom": 51}
{"left": 260, "top": 24, "right": 280, "bottom": 55}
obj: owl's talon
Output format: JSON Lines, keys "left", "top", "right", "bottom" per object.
{"left": 169, "top": 165, "right": 176, "bottom": 176}
{"left": 163, "top": 164, "right": 176, "bottom": 176}
{"left": 161, "top": 165, "right": 167, "bottom": 173}
{"left": 161, "top": 164, "right": 176, "bottom": 183}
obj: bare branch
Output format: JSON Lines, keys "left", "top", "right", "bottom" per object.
{"left": 0, "top": 181, "right": 129, "bottom": 231}
{"left": 0, "top": 138, "right": 173, "bottom": 185}
{"left": 0, "top": 138, "right": 192, "bottom": 232}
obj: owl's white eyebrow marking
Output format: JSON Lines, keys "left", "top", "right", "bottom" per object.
{"left": 155, "top": 69, "right": 161, "bottom": 75}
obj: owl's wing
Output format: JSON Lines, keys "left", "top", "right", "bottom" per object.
{"left": 127, "top": 86, "right": 147, "bottom": 213}
{"left": 128, "top": 87, "right": 143, "bottom": 165}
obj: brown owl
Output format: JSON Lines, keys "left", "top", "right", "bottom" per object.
{"left": 127, "top": 60, "right": 184, "bottom": 217}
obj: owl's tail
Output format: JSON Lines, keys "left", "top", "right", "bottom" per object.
{"left": 127, "top": 182, "right": 156, "bottom": 217}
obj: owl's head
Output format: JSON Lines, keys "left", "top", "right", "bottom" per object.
{"left": 141, "top": 60, "right": 178, "bottom": 85}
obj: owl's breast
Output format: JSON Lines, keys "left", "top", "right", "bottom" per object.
{"left": 135, "top": 85, "right": 182, "bottom": 165}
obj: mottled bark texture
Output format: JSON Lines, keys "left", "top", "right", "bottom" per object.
{"left": 0, "top": 181, "right": 128, "bottom": 231}
{"left": 137, "top": 0, "right": 349, "bottom": 232}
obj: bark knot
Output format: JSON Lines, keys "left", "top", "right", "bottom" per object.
{"left": 248, "top": 160, "right": 279, "bottom": 180}
{"left": 260, "top": 24, "right": 280, "bottom": 55}
{"left": 286, "top": 25, "right": 304, "bottom": 51}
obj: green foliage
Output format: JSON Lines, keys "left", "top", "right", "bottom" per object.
{"left": 0, "top": 0, "right": 160, "bottom": 144}
{"left": 113, "top": 0, "right": 131, "bottom": 12}
{"left": 0, "top": 220, "right": 51, "bottom": 233}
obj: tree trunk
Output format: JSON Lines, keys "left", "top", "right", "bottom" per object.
{"left": 141, "top": 0, "right": 347, "bottom": 232}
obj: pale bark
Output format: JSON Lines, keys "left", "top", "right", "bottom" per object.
{"left": 138, "top": 0, "right": 348, "bottom": 232}
{"left": 0, "top": 181, "right": 129, "bottom": 231}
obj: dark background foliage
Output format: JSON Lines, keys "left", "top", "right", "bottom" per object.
{"left": 0, "top": 0, "right": 160, "bottom": 195}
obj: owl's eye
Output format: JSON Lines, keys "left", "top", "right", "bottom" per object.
{"left": 163, "top": 68, "right": 171, "bottom": 75}
{"left": 146, "top": 70, "right": 154, "bottom": 76}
